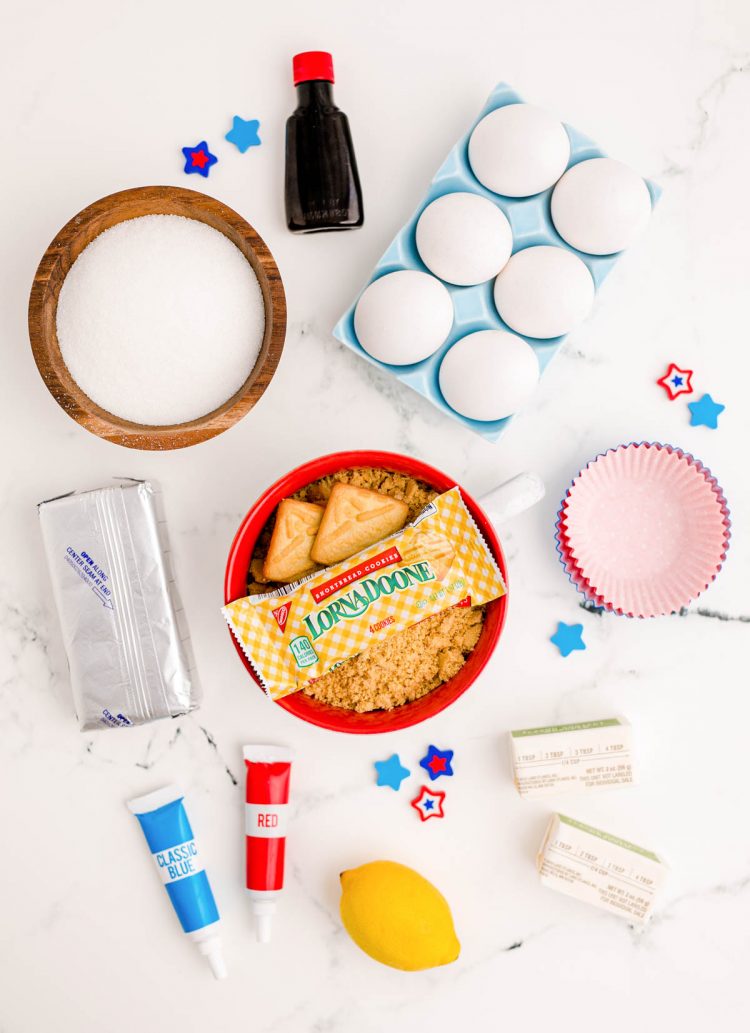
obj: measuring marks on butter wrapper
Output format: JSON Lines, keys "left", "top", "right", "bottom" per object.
{"left": 509, "top": 717, "right": 634, "bottom": 799}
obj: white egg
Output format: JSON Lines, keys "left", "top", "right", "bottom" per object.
{"left": 415, "top": 192, "right": 513, "bottom": 286}
{"left": 439, "top": 329, "right": 540, "bottom": 421}
{"left": 551, "top": 157, "right": 652, "bottom": 255}
{"left": 354, "top": 270, "right": 453, "bottom": 366}
{"left": 468, "top": 103, "right": 570, "bottom": 197}
{"left": 494, "top": 245, "right": 595, "bottom": 339}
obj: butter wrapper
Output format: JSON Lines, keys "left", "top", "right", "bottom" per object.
{"left": 537, "top": 813, "right": 668, "bottom": 924}
{"left": 39, "top": 480, "right": 199, "bottom": 730}
{"left": 223, "top": 487, "right": 506, "bottom": 701}
{"left": 510, "top": 717, "right": 634, "bottom": 798}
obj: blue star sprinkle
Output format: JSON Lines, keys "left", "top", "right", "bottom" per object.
{"left": 374, "top": 753, "right": 410, "bottom": 791}
{"left": 550, "top": 621, "right": 586, "bottom": 658}
{"left": 688, "top": 393, "right": 725, "bottom": 430}
{"left": 181, "top": 141, "right": 218, "bottom": 178}
{"left": 225, "top": 116, "right": 261, "bottom": 153}
{"left": 419, "top": 744, "right": 454, "bottom": 781}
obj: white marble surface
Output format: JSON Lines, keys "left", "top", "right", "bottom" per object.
{"left": 2, "top": 1, "right": 749, "bottom": 1030}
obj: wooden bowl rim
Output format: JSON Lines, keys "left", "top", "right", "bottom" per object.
{"left": 28, "top": 184, "right": 286, "bottom": 451}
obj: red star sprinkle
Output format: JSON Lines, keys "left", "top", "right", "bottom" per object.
{"left": 657, "top": 363, "right": 694, "bottom": 400}
{"left": 410, "top": 785, "right": 446, "bottom": 822}
{"left": 428, "top": 756, "right": 447, "bottom": 774}
{"left": 191, "top": 149, "right": 209, "bottom": 169}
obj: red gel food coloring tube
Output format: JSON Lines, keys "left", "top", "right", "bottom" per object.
{"left": 243, "top": 745, "right": 292, "bottom": 942}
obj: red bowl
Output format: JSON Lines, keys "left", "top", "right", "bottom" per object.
{"left": 224, "top": 450, "right": 509, "bottom": 733}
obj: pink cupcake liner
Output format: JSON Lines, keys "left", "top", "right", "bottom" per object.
{"left": 556, "top": 527, "right": 615, "bottom": 612}
{"left": 555, "top": 443, "right": 731, "bottom": 618}
{"left": 555, "top": 515, "right": 609, "bottom": 608}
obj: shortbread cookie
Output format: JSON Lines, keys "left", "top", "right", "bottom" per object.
{"left": 401, "top": 530, "right": 455, "bottom": 581}
{"left": 310, "top": 484, "right": 410, "bottom": 566}
{"left": 263, "top": 499, "right": 324, "bottom": 583}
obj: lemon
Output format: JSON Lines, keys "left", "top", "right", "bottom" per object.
{"left": 339, "top": 860, "right": 460, "bottom": 971}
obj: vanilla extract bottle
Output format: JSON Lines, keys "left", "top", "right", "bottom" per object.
{"left": 285, "top": 51, "right": 364, "bottom": 233}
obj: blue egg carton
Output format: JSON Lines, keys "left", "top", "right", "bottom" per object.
{"left": 333, "top": 82, "right": 661, "bottom": 441}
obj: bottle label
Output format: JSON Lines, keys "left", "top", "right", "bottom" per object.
{"left": 153, "top": 839, "right": 203, "bottom": 884}
{"left": 305, "top": 207, "right": 351, "bottom": 222}
{"left": 246, "top": 803, "right": 289, "bottom": 838}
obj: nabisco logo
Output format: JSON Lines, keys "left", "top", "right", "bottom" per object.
{"left": 272, "top": 602, "right": 291, "bottom": 631}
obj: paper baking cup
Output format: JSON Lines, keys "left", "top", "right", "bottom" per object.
{"left": 555, "top": 516, "right": 607, "bottom": 609}
{"left": 556, "top": 443, "right": 731, "bottom": 618}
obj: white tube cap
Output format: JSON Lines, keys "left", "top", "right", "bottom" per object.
{"left": 251, "top": 898, "right": 276, "bottom": 943}
{"left": 196, "top": 935, "right": 228, "bottom": 980}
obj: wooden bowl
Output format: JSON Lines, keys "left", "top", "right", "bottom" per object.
{"left": 28, "top": 185, "right": 286, "bottom": 450}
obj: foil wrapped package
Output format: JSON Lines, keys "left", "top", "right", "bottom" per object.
{"left": 38, "top": 480, "right": 199, "bottom": 730}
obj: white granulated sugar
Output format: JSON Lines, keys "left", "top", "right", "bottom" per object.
{"left": 56, "top": 214, "right": 266, "bottom": 425}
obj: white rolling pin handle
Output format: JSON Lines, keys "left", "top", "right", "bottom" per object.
{"left": 478, "top": 472, "right": 545, "bottom": 526}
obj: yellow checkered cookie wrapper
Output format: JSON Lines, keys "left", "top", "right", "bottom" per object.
{"left": 222, "top": 487, "right": 506, "bottom": 702}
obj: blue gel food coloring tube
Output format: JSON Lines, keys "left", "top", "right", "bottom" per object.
{"left": 128, "top": 785, "right": 227, "bottom": 979}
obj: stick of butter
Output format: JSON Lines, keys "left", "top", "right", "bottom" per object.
{"left": 537, "top": 813, "right": 668, "bottom": 923}
{"left": 509, "top": 717, "right": 634, "bottom": 798}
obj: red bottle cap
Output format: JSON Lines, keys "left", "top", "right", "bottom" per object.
{"left": 293, "top": 51, "right": 334, "bottom": 86}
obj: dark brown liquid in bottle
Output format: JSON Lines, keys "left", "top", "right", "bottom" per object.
{"left": 285, "top": 80, "right": 364, "bottom": 233}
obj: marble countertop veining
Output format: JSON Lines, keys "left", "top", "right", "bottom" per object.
{"left": 2, "top": 1, "right": 749, "bottom": 1031}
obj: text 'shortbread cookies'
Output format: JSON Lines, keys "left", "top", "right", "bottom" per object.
{"left": 310, "top": 483, "right": 410, "bottom": 566}
{"left": 263, "top": 499, "right": 324, "bottom": 583}
{"left": 223, "top": 487, "right": 506, "bottom": 702}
